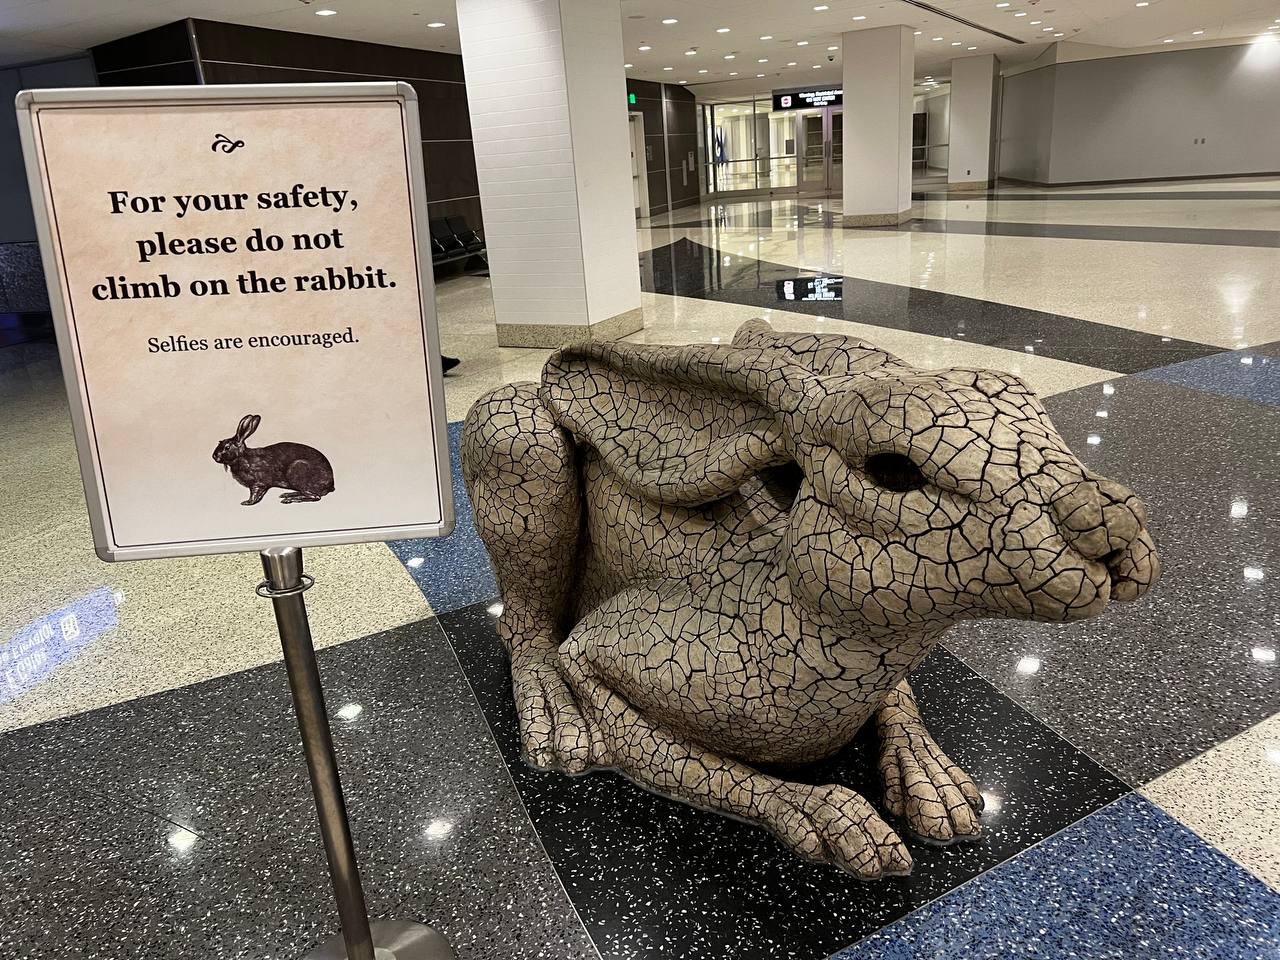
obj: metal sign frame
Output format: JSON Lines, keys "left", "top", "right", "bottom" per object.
{"left": 16, "top": 82, "right": 454, "bottom": 561}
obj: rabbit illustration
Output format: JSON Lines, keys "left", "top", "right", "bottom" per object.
{"left": 461, "top": 318, "right": 1160, "bottom": 879}
{"left": 212, "top": 414, "right": 335, "bottom": 506}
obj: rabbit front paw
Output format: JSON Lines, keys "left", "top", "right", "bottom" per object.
{"left": 511, "top": 650, "right": 595, "bottom": 775}
{"left": 879, "top": 723, "right": 983, "bottom": 844}
{"left": 761, "top": 783, "right": 912, "bottom": 879}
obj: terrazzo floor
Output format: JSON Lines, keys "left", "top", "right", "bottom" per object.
{"left": 2, "top": 179, "right": 1278, "bottom": 958}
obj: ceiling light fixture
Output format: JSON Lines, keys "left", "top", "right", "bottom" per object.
{"left": 724, "top": 53, "right": 736, "bottom": 59}
{"left": 951, "top": 40, "right": 962, "bottom": 45}
{"left": 624, "top": 62, "right": 633, "bottom": 68}
{"left": 812, "top": 64, "right": 821, "bottom": 68}
{"left": 1042, "top": 26, "right": 1054, "bottom": 31}
{"left": 996, "top": 2, "right": 1010, "bottom": 6}
{"left": 968, "top": 46, "right": 977, "bottom": 50}
{"left": 797, "top": 40, "right": 809, "bottom": 45}
{"left": 663, "top": 66, "right": 673, "bottom": 70}
{"left": 679, "top": 80, "right": 688, "bottom": 84}
{"left": 315, "top": 8, "right": 338, "bottom": 15}
{"left": 729, "top": 71, "right": 739, "bottom": 75}
{"left": 932, "top": 36, "right": 944, "bottom": 41}
{"left": 639, "top": 44, "right": 651, "bottom": 51}
{"left": 814, "top": 4, "right": 830, "bottom": 10}
{"left": 661, "top": 18, "right": 678, "bottom": 25}
{"left": 716, "top": 27, "right": 731, "bottom": 33}
{"left": 1030, "top": 20, "right": 1041, "bottom": 25}
{"left": 760, "top": 35, "right": 774, "bottom": 40}
{"left": 698, "top": 68, "right": 708, "bottom": 73}
{"left": 685, "top": 49, "right": 697, "bottom": 55}
{"left": 1054, "top": 32, "right": 1064, "bottom": 37}
{"left": 787, "top": 61, "right": 798, "bottom": 65}
{"left": 1192, "top": 29, "right": 1204, "bottom": 35}
{"left": 828, "top": 45, "right": 838, "bottom": 50}
{"left": 1015, "top": 11, "right": 1027, "bottom": 16}
{"left": 1135, "top": 1, "right": 1148, "bottom": 6}
{"left": 757, "top": 73, "right": 766, "bottom": 77}
{"left": 853, "top": 15, "right": 867, "bottom": 21}
{"left": 914, "top": 30, "right": 922, "bottom": 35}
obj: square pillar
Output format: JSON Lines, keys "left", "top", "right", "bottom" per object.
{"left": 457, "top": 0, "right": 642, "bottom": 347}
{"left": 948, "top": 55, "right": 1000, "bottom": 190}
{"left": 841, "top": 25, "right": 914, "bottom": 226}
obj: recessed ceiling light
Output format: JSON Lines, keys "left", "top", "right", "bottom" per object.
{"left": 758, "top": 57, "right": 769, "bottom": 62}
{"left": 1015, "top": 11, "right": 1027, "bottom": 16}
{"left": 729, "top": 71, "right": 739, "bottom": 75}
{"left": 1054, "top": 32, "right": 1064, "bottom": 37}
{"left": 787, "top": 61, "right": 798, "bottom": 66}
{"left": 1162, "top": 38, "right": 1175, "bottom": 42}
{"left": 663, "top": 66, "right": 673, "bottom": 70}
{"left": 996, "top": 1, "right": 1010, "bottom": 6}
{"left": 1030, "top": 20, "right": 1041, "bottom": 25}
{"left": 827, "top": 45, "right": 838, "bottom": 50}
{"left": 814, "top": 4, "right": 829, "bottom": 9}
{"left": 638, "top": 44, "right": 651, "bottom": 51}
{"left": 1042, "top": 26, "right": 1054, "bottom": 31}
{"left": 427, "top": 20, "right": 447, "bottom": 28}
{"left": 1192, "top": 29, "right": 1204, "bottom": 35}
{"left": 932, "top": 36, "right": 944, "bottom": 41}
{"left": 716, "top": 27, "right": 731, "bottom": 33}
{"left": 624, "top": 62, "right": 633, "bottom": 68}
{"left": 1135, "top": 1, "right": 1148, "bottom": 6}
{"left": 760, "top": 35, "right": 774, "bottom": 40}
{"left": 699, "top": 68, "right": 709, "bottom": 73}
{"left": 797, "top": 40, "right": 809, "bottom": 45}
{"left": 724, "top": 53, "right": 736, "bottom": 59}
{"left": 661, "top": 18, "right": 678, "bottom": 25}
{"left": 914, "top": 30, "right": 922, "bottom": 35}
{"left": 968, "top": 46, "right": 977, "bottom": 50}
{"left": 812, "top": 64, "right": 821, "bottom": 68}
{"left": 757, "top": 73, "right": 766, "bottom": 77}
{"left": 315, "top": 8, "right": 337, "bottom": 15}
{"left": 853, "top": 15, "right": 867, "bottom": 21}
{"left": 679, "top": 80, "right": 688, "bottom": 84}
{"left": 951, "top": 41, "right": 962, "bottom": 45}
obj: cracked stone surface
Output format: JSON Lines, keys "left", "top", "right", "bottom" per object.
{"left": 459, "top": 318, "right": 1160, "bottom": 877}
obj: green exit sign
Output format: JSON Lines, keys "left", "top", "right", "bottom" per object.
{"left": 628, "top": 93, "right": 636, "bottom": 105}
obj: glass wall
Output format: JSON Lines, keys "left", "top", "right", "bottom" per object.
{"left": 704, "top": 98, "right": 807, "bottom": 195}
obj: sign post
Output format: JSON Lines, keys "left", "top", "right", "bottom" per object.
{"left": 17, "top": 83, "right": 457, "bottom": 959}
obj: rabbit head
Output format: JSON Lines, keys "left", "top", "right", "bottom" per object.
{"left": 542, "top": 320, "right": 1159, "bottom": 635}
{"left": 212, "top": 413, "right": 261, "bottom": 468}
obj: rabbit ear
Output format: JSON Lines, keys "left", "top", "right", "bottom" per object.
{"left": 236, "top": 414, "right": 261, "bottom": 441}
{"left": 731, "top": 318, "right": 907, "bottom": 376}
{"left": 540, "top": 337, "right": 811, "bottom": 506}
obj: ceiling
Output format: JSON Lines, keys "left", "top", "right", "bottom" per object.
{"left": 1, "top": 0, "right": 1277, "bottom": 99}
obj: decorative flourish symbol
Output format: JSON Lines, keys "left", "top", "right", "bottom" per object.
{"left": 211, "top": 133, "right": 245, "bottom": 154}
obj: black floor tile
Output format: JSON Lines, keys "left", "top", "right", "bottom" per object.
{"left": 896, "top": 218, "right": 1280, "bottom": 248}
{"left": 944, "top": 375, "right": 1280, "bottom": 785}
{"left": 0, "top": 619, "right": 594, "bottom": 960}
{"left": 439, "top": 602, "right": 1129, "bottom": 960}
{"left": 640, "top": 239, "right": 1220, "bottom": 374}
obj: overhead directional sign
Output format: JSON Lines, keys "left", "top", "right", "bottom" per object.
{"left": 772, "top": 87, "right": 844, "bottom": 110}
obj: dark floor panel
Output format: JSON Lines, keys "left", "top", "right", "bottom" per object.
{"left": 895, "top": 218, "right": 1280, "bottom": 248}
{"left": 640, "top": 239, "right": 1219, "bottom": 374}
{"left": 439, "top": 602, "right": 1129, "bottom": 960}
{"left": 0, "top": 620, "right": 594, "bottom": 960}
{"left": 944, "top": 375, "right": 1280, "bottom": 786}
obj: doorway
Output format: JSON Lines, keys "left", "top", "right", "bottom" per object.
{"left": 796, "top": 107, "right": 842, "bottom": 195}
{"left": 628, "top": 113, "right": 650, "bottom": 219}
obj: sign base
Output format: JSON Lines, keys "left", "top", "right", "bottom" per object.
{"left": 305, "top": 921, "right": 456, "bottom": 960}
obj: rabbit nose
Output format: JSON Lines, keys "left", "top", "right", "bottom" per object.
{"left": 1050, "top": 476, "right": 1147, "bottom": 562}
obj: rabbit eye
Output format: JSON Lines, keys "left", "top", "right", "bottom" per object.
{"left": 864, "top": 452, "right": 927, "bottom": 493}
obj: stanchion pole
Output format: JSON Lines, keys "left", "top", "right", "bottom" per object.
{"left": 258, "top": 546, "right": 456, "bottom": 960}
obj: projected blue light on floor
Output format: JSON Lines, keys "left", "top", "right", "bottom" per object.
{"left": 1, "top": 587, "right": 118, "bottom": 704}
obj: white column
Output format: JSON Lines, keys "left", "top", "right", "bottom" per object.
{"left": 948, "top": 55, "right": 999, "bottom": 190}
{"left": 457, "top": 0, "right": 642, "bottom": 347}
{"left": 841, "top": 25, "right": 914, "bottom": 226}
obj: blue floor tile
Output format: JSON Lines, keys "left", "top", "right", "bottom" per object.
{"left": 833, "top": 793, "right": 1280, "bottom": 960}
{"left": 389, "top": 422, "right": 496, "bottom": 614}
{"left": 1135, "top": 343, "right": 1280, "bottom": 407}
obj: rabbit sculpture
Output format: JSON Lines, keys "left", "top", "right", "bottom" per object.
{"left": 212, "top": 414, "right": 335, "bottom": 505}
{"left": 460, "top": 319, "right": 1159, "bottom": 878}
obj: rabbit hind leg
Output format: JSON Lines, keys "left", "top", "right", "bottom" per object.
{"left": 460, "top": 382, "right": 591, "bottom": 772}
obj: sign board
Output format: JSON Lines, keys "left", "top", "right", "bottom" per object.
{"left": 771, "top": 88, "right": 844, "bottom": 110}
{"left": 16, "top": 83, "right": 454, "bottom": 561}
